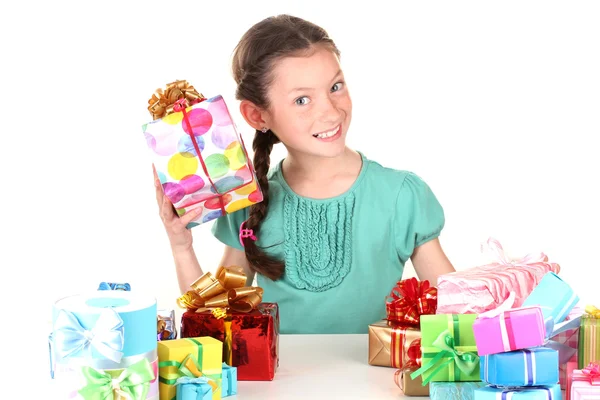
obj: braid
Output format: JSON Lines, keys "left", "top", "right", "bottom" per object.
{"left": 242, "top": 129, "right": 285, "bottom": 280}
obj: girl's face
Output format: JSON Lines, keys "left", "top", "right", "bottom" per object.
{"left": 265, "top": 45, "right": 352, "bottom": 159}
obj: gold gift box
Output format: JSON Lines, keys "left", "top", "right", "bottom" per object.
{"left": 368, "top": 320, "right": 421, "bottom": 368}
{"left": 397, "top": 365, "right": 430, "bottom": 396}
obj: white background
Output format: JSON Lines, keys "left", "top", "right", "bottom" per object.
{"left": 1, "top": 1, "right": 599, "bottom": 394}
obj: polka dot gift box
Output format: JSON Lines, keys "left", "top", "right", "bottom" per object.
{"left": 143, "top": 80, "right": 264, "bottom": 228}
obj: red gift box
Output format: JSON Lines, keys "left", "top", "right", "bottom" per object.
{"left": 181, "top": 303, "right": 279, "bottom": 381}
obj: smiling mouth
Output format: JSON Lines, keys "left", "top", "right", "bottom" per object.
{"left": 312, "top": 125, "right": 341, "bottom": 138}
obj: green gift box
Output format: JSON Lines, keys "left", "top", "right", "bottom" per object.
{"left": 411, "top": 314, "right": 480, "bottom": 385}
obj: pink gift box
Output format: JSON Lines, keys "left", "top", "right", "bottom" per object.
{"left": 436, "top": 238, "right": 560, "bottom": 315}
{"left": 568, "top": 366, "right": 600, "bottom": 400}
{"left": 562, "top": 353, "right": 578, "bottom": 391}
{"left": 473, "top": 305, "right": 546, "bottom": 356}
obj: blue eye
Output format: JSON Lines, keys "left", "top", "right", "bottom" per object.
{"left": 331, "top": 82, "right": 344, "bottom": 92}
{"left": 295, "top": 96, "right": 310, "bottom": 106}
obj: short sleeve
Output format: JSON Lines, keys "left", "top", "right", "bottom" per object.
{"left": 211, "top": 207, "right": 249, "bottom": 251}
{"left": 393, "top": 172, "right": 445, "bottom": 262}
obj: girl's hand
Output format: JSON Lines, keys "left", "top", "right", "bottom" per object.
{"left": 153, "top": 165, "right": 201, "bottom": 251}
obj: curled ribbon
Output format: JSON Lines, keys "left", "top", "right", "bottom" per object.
{"left": 410, "top": 329, "right": 479, "bottom": 385}
{"left": 176, "top": 266, "right": 263, "bottom": 315}
{"left": 581, "top": 362, "right": 600, "bottom": 385}
{"left": 147, "top": 80, "right": 205, "bottom": 120}
{"left": 406, "top": 338, "right": 422, "bottom": 368}
{"left": 386, "top": 278, "right": 437, "bottom": 325}
{"left": 482, "top": 237, "right": 561, "bottom": 273}
{"left": 78, "top": 358, "right": 155, "bottom": 400}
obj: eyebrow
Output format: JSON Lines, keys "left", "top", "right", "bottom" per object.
{"left": 288, "top": 69, "right": 343, "bottom": 94}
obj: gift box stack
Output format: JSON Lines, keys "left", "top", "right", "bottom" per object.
{"left": 177, "top": 266, "right": 279, "bottom": 382}
{"left": 370, "top": 238, "right": 592, "bottom": 400}
{"left": 368, "top": 277, "right": 437, "bottom": 395}
{"left": 470, "top": 270, "right": 581, "bottom": 399}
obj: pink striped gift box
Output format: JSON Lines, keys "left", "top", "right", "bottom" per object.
{"left": 437, "top": 238, "right": 560, "bottom": 315}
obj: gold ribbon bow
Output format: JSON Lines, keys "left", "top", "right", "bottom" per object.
{"left": 147, "top": 80, "right": 206, "bottom": 120}
{"left": 177, "top": 266, "right": 263, "bottom": 315}
{"left": 585, "top": 305, "right": 600, "bottom": 318}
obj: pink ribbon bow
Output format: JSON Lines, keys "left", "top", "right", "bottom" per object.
{"left": 581, "top": 362, "right": 600, "bottom": 385}
{"left": 483, "top": 238, "right": 559, "bottom": 272}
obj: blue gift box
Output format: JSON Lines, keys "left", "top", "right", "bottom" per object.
{"left": 480, "top": 347, "right": 559, "bottom": 387}
{"left": 474, "top": 384, "right": 561, "bottom": 399}
{"left": 521, "top": 272, "right": 578, "bottom": 324}
{"left": 431, "top": 382, "right": 488, "bottom": 400}
{"left": 175, "top": 377, "right": 215, "bottom": 400}
{"left": 221, "top": 363, "right": 238, "bottom": 397}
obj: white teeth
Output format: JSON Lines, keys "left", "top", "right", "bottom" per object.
{"left": 314, "top": 126, "right": 339, "bottom": 139}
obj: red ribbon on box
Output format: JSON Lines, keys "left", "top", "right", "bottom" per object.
{"left": 173, "top": 98, "right": 226, "bottom": 215}
{"left": 394, "top": 339, "right": 422, "bottom": 389}
{"left": 386, "top": 278, "right": 437, "bottom": 369}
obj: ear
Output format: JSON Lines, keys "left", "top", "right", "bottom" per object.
{"left": 240, "top": 100, "right": 269, "bottom": 131}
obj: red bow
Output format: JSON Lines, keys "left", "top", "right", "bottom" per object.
{"left": 386, "top": 278, "right": 437, "bottom": 325}
{"left": 405, "top": 338, "right": 422, "bottom": 368}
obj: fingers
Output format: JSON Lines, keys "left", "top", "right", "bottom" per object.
{"left": 160, "top": 192, "right": 176, "bottom": 220}
{"left": 179, "top": 206, "right": 203, "bottom": 226}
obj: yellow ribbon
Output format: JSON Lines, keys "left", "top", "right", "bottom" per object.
{"left": 586, "top": 305, "right": 600, "bottom": 318}
{"left": 177, "top": 266, "right": 263, "bottom": 314}
{"left": 147, "top": 80, "right": 206, "bottom": 120}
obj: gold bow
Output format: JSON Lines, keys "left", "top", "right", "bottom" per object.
{"left": 147, "top": 80, "right": 206, "bottom": 120}
{"left": 586, "top": 305, "right": 600, "bottom": 318}
{"left": 177, "top": 266, "right": 263, "bottom": 315}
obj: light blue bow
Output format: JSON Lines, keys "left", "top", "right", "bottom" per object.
{"left": 543, "top": 314, "right": 581, "bottom": 364}
{"left": 175, "top": 376, "right": 215, "bottom": 400}
{"left": 52, "top": 308, "right": 124, "bottom": 362}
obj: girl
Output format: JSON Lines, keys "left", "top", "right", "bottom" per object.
{"left": 153, "top": 14, "right": 456, "bottom": 334}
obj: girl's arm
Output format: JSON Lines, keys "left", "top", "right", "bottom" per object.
{"left": 154, "top": 166, "right": 255, "bottom": 293}
{"left": 410, "top": 238, "right": 456, "bottom": 285}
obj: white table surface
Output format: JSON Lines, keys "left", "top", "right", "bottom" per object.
{"left": 228, "top": 334, "right": 418, "bottom": 400}
{"left": 39, "top": 334, "right": 419, "bottom": 399}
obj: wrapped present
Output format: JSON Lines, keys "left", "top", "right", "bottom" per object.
{"left": 553, "top": 307, "right": 583, "bottom": 388}
{"left": 565, "top": 357, "right": 579, "bottom": 400}
{"left": 578, "top": 305, "right": 600, "bottom": 369}
{"left": 474, "top": 384, "right": 561, "bottom": 399}
{"left": 430, "top": 382, "right": 488, "bottom": 400}
{"left": 394, "top": 338, "right": 430, "bottom": 396}
{"left": 562, "top": 353, "right": 578, "bottom": 391}
{"left": 410, "top": 314, "right": 480, "bottom": 384}
{"left": 157, "top": 337, "right": 223, "bottom": 400}
{"left": 158, "top": 309, "right": 178, "bottom": 341}
{"left": 221, "top": 363, "right": 238, "bottom": 397}
{"left": 437, "top": 238, "right": 560, "bottom": 314}
{"left": 178, "top": 266, "right": 279, "bottom": 381}
{"left": 569, "top": 362, "right": 600, "bottom": 400}
{"left": 369, "top": 278, "right": 437, "bottom": 368}
{"left": 142, "top": 80, "right": 263, "bottom": 228}
{"left": 522, "top": 271, "right": 578, "bottom": 325}
{"left": 480, "top": 348, "right": 559, "bottom": 387}
{"left": 396, "top": 365, "right": 429, "bottom": 396}
{"left": 473, "top": 293, "right": 546, "bottom": 356}
{"left": 98, "top": 282, "right": 131, "bottom": 291}
{"left": 49, "top": 291, "right": 159, "bottom": 399}
{"left": 175, "top": 376, "right": 218, "bottom": 400}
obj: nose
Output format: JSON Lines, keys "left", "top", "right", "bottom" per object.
{"left": 319, "top": 94, "right": 342, "bottom": 123}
